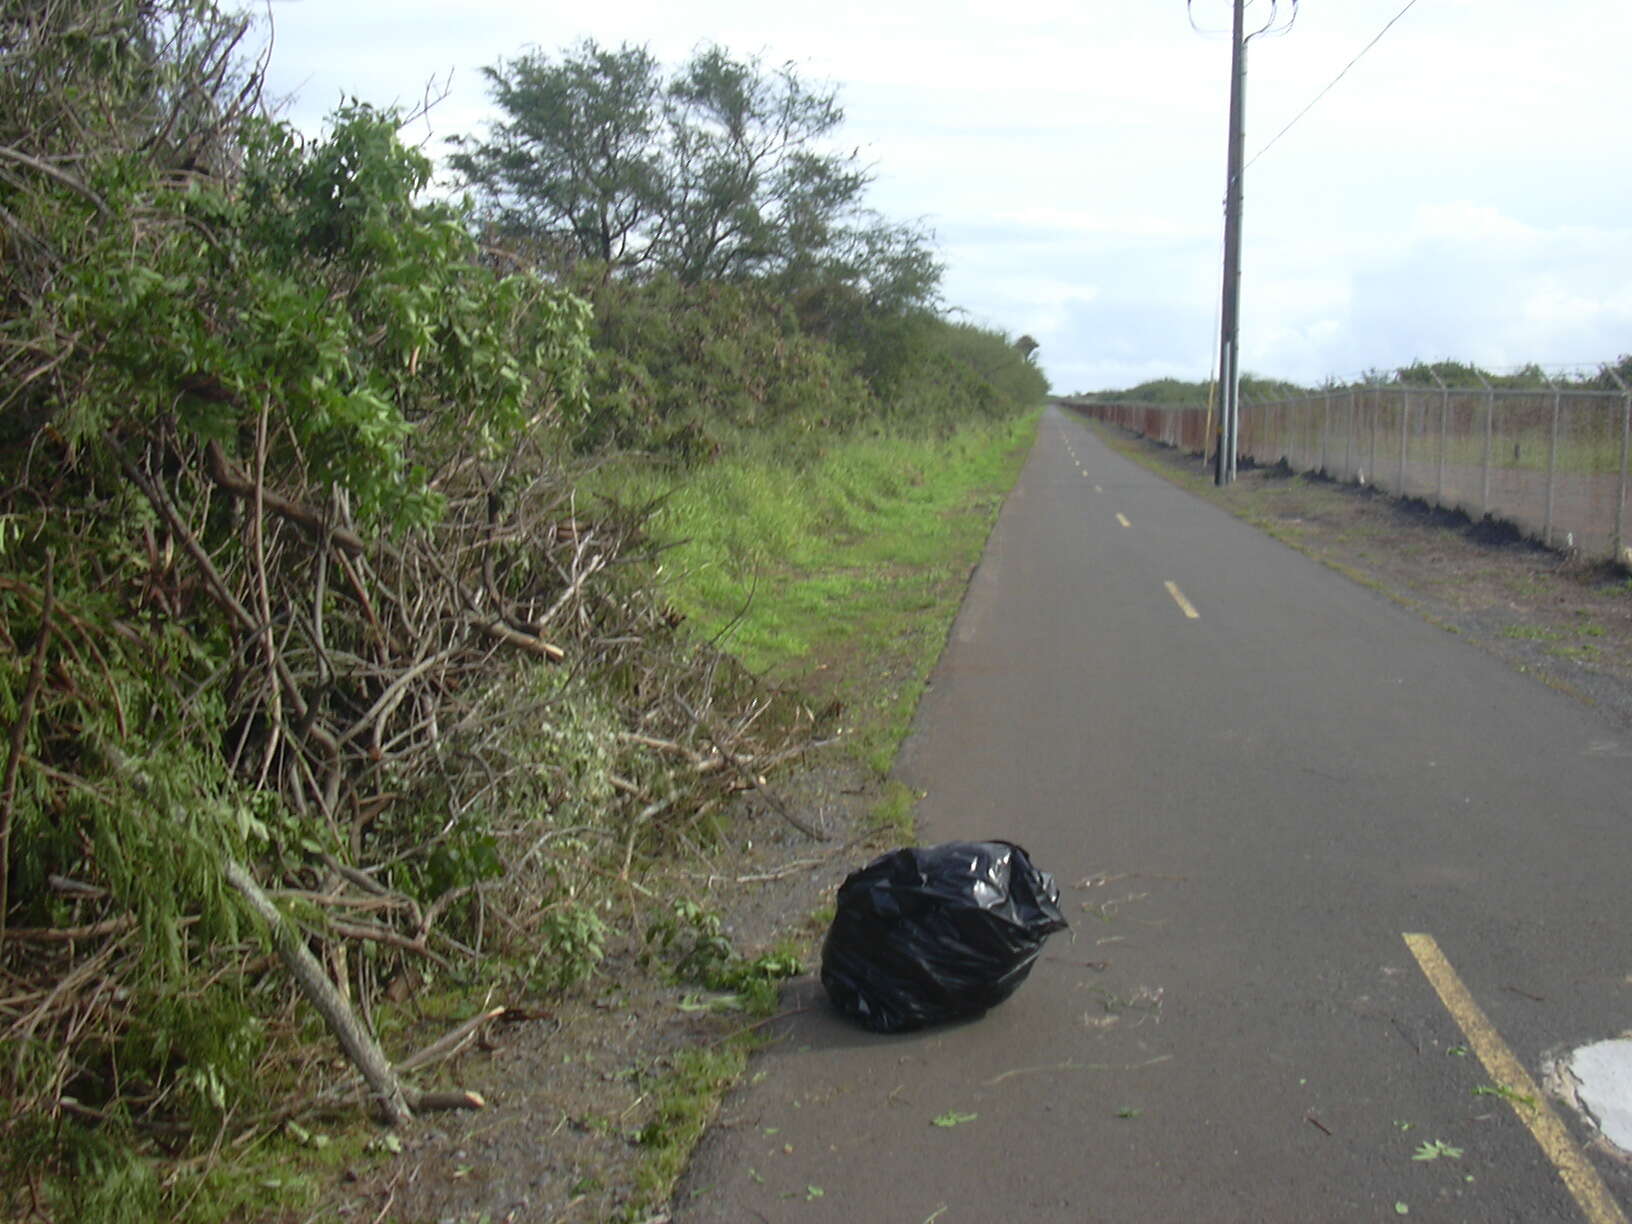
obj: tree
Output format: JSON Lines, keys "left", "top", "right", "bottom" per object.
{"left": 661, "top": 44, "right": 864, "bottom": 283}
{"left": 448, "top": 41, "right": 669, "bottom": 268}
{"left": 448, "top": 40, "right": 941, "bottom": 310}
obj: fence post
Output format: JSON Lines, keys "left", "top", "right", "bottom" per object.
{"left": 1543, "top": 373, "right": 1560, "bottom": 547}
{"left": 1611, "top": 367, "right": 1631, "bottom": 567}
{"left": 1321, "top": 387, "right": 1331, "bottom": 473}
{"left": 1398, "top": 388, "right": 1409, "bottom": 494}
{"left": 1346, "top": 387, "right": 1356, "bottom": 481}
{"left": 1368, "top": 387, "right": 1379, "bottom": 484}
{"left": 1235, "top": 391, "right": 1246, "bottom": 481}
{"left": 1430, "top": 370, "right": 1448, "bottom": 508}
{"left": 1479, "top": 373, "right": 1495, "bottom": 517}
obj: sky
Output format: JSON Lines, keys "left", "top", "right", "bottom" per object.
{"left": 259, "top": 0, "right": 1632, "bottom": 395}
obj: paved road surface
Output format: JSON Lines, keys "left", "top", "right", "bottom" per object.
{"left": 675, "top": 407, "right": 1632, "bottom": 1223}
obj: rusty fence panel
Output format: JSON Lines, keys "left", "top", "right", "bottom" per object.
{"left": 1067, "top": 388, "right": 1632, "bottom": 564}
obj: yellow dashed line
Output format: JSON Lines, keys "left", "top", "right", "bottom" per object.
{"left": 1115, "top": 513, "right": 1131, "bottom": 528}
{"left": 1404, "top": 933, "right": 1627, "bottom": 1224}
{"left": 1163, "top": 581, "right": 1199, "bottom": 619}
{"left": 1093, "top": 484, "right": 1104, "bottom": 493}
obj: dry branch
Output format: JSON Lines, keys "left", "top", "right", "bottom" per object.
{"left": 676, "top": 696, "right": 826, "bottom": 840}
{"left": 203, "top": 439, "right": 366, "bottom": 555}
{"left": 472, "top": 617, "right": 564, "bottom": 661}
{"left": 395, "top": 1005, "right": 505, "bottom": 1074}
{"left": 0, "top": 144, "right": 110, "bottom": 215}
{"left": 225, "top": 859, "right": 412, "bottom": 1127}
{"left": 327, "top": 920, "right": 451, "bottom": 971}
{"left": 1, "top": 915, "right": 135, "bottom": 943}
{"left": 410, "top": 1089, "right": 486, "bottom": 1111}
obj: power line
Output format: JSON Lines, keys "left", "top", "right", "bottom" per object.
{"left": 1244, "top": 0, "right": 1422, "bottom": 171}
{"left": 1187, "top": 0, "right": 1299, "bottom": 40}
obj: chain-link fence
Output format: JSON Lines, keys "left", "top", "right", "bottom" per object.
{"left": 1075, "top": 385, "right": 1632, "bottom": 564}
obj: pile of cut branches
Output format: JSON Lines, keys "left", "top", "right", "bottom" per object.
{"left": 0, "top": 0, "right": 825, "bottom": 1179}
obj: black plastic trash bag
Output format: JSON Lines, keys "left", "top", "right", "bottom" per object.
{"left": 820, "top": 840, "right": 1068, "bottom": 1033}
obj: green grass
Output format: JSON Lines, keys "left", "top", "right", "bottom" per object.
{"left": 1547, "top": 643, "right": 1600, "bottom": 660}
{"left": 1502, "top": 625, "right": 1565, "bottom": 641}
{"left": 864, "top": 780, "right": 919, "bottom": 842}
{"left": 601, "top": 413, "right": 1042, "bottom": 774}
{"left": 629, "top": 1044, "right": 751, "bottom": 1215}
{"left": 11, "top": 1115, "right": 389, "bottom": 1224}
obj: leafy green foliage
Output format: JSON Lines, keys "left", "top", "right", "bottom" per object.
{"left": 447, "top": 37, "right": 1046, "bottom": 456}
{"left": 454, "top": 40, "right": 669, "bottom": 268}
{"left": 645, "top": 900, "right": 801, "bottom": 1015}
{"left": 2, "top": 1, "right": 602, "bottom": 1200}
{"left": 569, "top": 269, "right": 1045, "bottom": 458}
{"left": 3, "top": 1120, "right": 162, "bottom": 1224}
{"left": 1080, "top": 374, "right": 1308, "bottom": 406}
{"left": 4, "top": 87, "right": 595, "bottom": 947}
{"left": 531, "top": 900, "right": 611, "bottom": 992}
{"left": 1411, "top": 1139, "right": 1464, "bottom": 1161}
{"left": 1088, "top": 356, "right": 1632, "bottom": 406}
{"left": 576, "top": 271, "right": 874, "bottom": 453}
{"left": 41, "top": 105, "right": 590, "bottom": 528}
{"left": 450, "top": 39, "right": 934, "bottom": 306}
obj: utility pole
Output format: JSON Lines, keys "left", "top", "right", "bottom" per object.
{"left": 1199, "top": 0, "right": 1296, "bottom": 484}
{"left": 1215, "top": 0, "right": 1247, "bottom": 485}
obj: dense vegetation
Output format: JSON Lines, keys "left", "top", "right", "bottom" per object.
{"left": 1071, "top": 373, "right": 1308, "bottom": 406}
{"left": 1079, "top": 356, "right": 1632, "bottom": 408}
{"left": 450, "top": 38, "right": 1043, "bottom": 455}
{"left": 0, "top": 2, "right": 1046, "bottom": 1218}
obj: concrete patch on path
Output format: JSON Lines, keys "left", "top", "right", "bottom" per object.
{"left": 1568, "top": 1037, "right": 1632, "bottom": 1156}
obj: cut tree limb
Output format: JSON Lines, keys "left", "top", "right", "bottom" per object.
{"left": 204, "top": 436, "right": 367, "bottom": 554}
{"left": 473, "top": 616, "right": 565, "bottom": 661}
{"left": 225, "top": 859, "right": 413, "bottom": 1126}
{"left": 675, "top": 696, "right": 826, "bottom": 840}
{"left": 1, "top": 915, "right": 136, "bottom": 943}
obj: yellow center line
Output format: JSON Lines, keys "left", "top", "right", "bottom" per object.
{"left": 1093, "top": 484, "right": 1104, "bottom": 493}
{"left": 1403, "top": 933, "right": 1627, "bottom": 1224}
{"left": 1163, "top": 581, "right": 1200, "bottom": 619}
{"left": 1115, "top": 513, "right": 1131, "bottom": 528}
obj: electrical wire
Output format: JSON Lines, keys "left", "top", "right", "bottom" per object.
{"left": 1188, "top": 0, "right": 1298, "bottom": 39}
{"left": 1244, "top": 0, "right": 1422, "bottom": 171}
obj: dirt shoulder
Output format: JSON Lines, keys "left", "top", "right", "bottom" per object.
{"left": 344, "top": 769, "right": 885, "bottom": 1224}
{"left": 1079, "top": 412, "right": 1632, "bottom": 730}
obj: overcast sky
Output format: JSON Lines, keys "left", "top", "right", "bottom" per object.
{"left": 260, "top": 0, "right": 1632, "bottom": 394}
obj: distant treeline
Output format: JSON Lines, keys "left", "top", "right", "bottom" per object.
{"left": 1076, "top": 357, "right": 1632, "bottom": 406}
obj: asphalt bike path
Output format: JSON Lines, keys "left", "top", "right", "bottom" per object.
{"left": 675, "top": 406, "right": 1632, "bottom": 1223}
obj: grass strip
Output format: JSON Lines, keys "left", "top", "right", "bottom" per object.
{"left": 611, "top": 412, "right": 1042, "bottom": 775}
